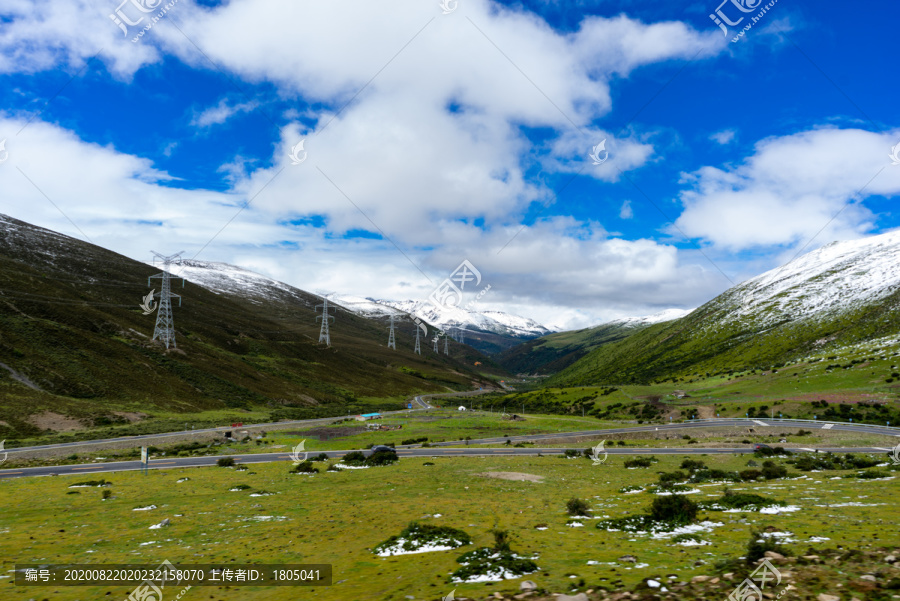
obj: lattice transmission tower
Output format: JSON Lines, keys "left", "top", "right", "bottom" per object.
{"left": 148, "top": 251, "right": 185, "bottom": 350}
{"left": 444, "top": 333, "right": 449, "bottom": 355}
{"left": 414, "top": 323, "right": 422, "bottom": 355}
{"left": 316, "top": 298, "right": 335, "bottom": 347}
{"left": 387, "top": 314, "right": 396, "bottom": 350}
{"left": 433, "top": 335, "right": 439, "bottom": 353}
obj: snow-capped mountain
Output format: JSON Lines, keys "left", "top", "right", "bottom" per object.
{"left": 548, "top": 230, "right": 900, "bottom": 385}
{"left": 169, "top": 260, "right": 314, "bottom": 306}
{"left": 604, "top": 308, "right": 694, "bottom": 328}
{"left": 326, "top": 294, "right": 553, "bottom": 339}
{"left": 147, "top": 260, "right": 553, "bottom": 342}
{"left": 720, "top": 230, "right": 900, "bottom": 325}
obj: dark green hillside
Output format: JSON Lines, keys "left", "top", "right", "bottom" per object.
{"left": 0, "top": 214, "right": 504, "bottom": 440}
{"left": 496, "top": 320, "right": 655, "bottom": 375}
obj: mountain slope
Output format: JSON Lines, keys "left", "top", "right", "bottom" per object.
{"left": 0, "top": 214, "right": 502, "bottom": 440}
{"left": 326, "top": 294, "right": 553, "bottom": 355}
{"left": 496, "top": 309, "right": 691, "bottom": 375}
{"left": 549, "top": 232, "right": 900, "bottom": 386}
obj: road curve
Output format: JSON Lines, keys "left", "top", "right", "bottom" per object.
{"left": 0, "top": 445, "right": 892, "bottom": 480}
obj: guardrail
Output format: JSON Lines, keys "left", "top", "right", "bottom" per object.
{"left": 683, "top": 417, "right": 900, "bottom": 433}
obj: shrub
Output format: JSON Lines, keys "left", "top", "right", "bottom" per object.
{"left": 342, "top": 451, "right": 367, "bottom": 465}
{"left": 857, "top": 469, "right": 890, "bottom": 479}
{"left": 624, "top": 457, "right": 652, "bottom": 468}
{"left": 310, "top": 453, "right": 330, "bottom": 462}
{"left": 326, "top": 463, "right": 342, "bottom": 472}
{"left": 289, "top": 461, "right": 319, "bottom": 474}
{"left": 761, "top": 461, "right": 787, "bottom": 480}
{"left": 374, "top": 522, "right": 472, "bottom": 555}
{"left": 229, "top": 484, "right": 252, "bottom": 490}
{"left": 739, "top": 469, "right": 762, "bottom": 481}
{"left": 566, "top": 497, "right": 591, "bottom": 516}
{"left": 401, "top": 437, "right": 428, "bottom": 445}
{"left": 490, "top": 528, "right": 512, "bottom": 552}
{"left": 216, "top": 457, "right": 235, "bottom": 467}
{"left": 366, "top": 449, "right": 399, "bottom": 466}
{"left": 680, "top": 459, "right": 706, "bottom": 471}
{"left": 617, "top": 441, "right": 626, "bottom": 446}
{"left": 658, "top": 471, "right": 687, "bottom": 485}
{"left": 422, "top": 462, "right": 434, "bottom": 466}
{"left": 649, "top": 495, "right": 698, "bottom": 526}
{"left": 101, "top": 490, "right": 112, "bottom": 500}
{"left": 564, "top": 449, "right": 580, "bottom": 458}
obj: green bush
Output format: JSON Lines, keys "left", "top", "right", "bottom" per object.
{"left": 739, "top": 469, "right": 762, "bottom": 481}
{"left": 366, "top": 449, "right": 399, "bottom": 466}
{"left": 649, "top": 495, "right": 698, "bottom": 526}
{"left": 309, "top": 453, "right": 330, "bottom": 462}
{"left": 761, "top": 460, "right": 788, "bottom": 480}
{"left": 566, "top": 497, "right": 591, "bottom": 516}
{"left": 624, "top": 457, "right": 652, "bottom": 468}
{"left": 289, "top": 461, "right": 319, "bottom": 474}
{"left": 216, "top": 457, "right": 235, "bottom": 467}
{"left": 341, "top": 451, "right": 367, "bottom": 465}
{"left": 563, "top": 449, "right": 580, "bottom": 458}
{"left": 400, "top": 437, "right": 428, "bottom": 445}
{"left": 101, "top": 490, "right": 112, "bottom": 500}
{"left": 680, "top": 459, "right": 706, "bottom": 471}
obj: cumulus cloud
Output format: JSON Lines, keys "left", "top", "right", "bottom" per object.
{"left": 674, "top": 127, "right": 900, "bottom": 253}
{"left": 0, "top": 0, "right": 733, "bottom": 329}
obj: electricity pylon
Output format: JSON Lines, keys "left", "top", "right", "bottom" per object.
{"left": 316, "top": 298, "right": 335, "bottom": 346}
{"left": 433, "top": 335, "right": 439, "bottom": 353}
{"left": 444, "top": 333, "right": 449, "bottom": 355}
{"left": 457, "top": 327, "right": 465, "bottom": 344}
{"left": 414, "top": 324, "right": 422, "bottom": 355}
{"left": 148, "top": 251, "right": 185, "bottom": 350}
{"left": 387, "top": 314, "right": 396, "bottom": 350}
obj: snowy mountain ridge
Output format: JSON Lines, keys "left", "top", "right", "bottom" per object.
{"left": 718, "top": 230, "right": 900, "bottom": 326}
{"left": 325, "top": 294, "right": 554, "bottom": 339}
{"left": 147, "top": 259, "right": 553, "bottom": 340}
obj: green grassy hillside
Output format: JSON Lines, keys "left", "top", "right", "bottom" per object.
{"left": 547, "top": 287, "right": 900, "bottom": 387}
{"left": 495, "top": 320, "right": 652, "bottom": 375}
{"left": 0, "top": 215, "right": 506, "bottom": 440}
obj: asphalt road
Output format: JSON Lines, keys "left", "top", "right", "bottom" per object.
{"left": 0, "top": 443, "right": 894, "bottom": 480}
{"left": 402, "top": 418, "right": 900, "bottom": 449}
{"left": 3, "top": 394, "right": 442, "bottom": 455}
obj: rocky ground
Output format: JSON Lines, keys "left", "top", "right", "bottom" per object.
{"left": 442, "top": 547, "right": 900, "bottom": 601}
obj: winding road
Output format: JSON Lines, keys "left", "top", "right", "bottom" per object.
{"left": 1, "top": 417, "right": 896, "bottom": 480}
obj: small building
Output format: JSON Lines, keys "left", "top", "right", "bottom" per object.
{"left": 458, "top": 406, "right": 466, "bottom": 411}
{"left": 356, "top": 412, "right": 382, "bottom": 422}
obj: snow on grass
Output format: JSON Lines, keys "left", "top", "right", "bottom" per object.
{"left": 332, "top": 463, "right": 369, "bottom": 470}
{"left": 376, "top": 538, "right": 464, "bottom": 557}
{"left": 132, "top": 505, "right": 157, "bottom": 511}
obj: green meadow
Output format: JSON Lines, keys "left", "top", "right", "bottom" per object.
{"left": 1, "top": 451, "right": 897, "bottom": 601}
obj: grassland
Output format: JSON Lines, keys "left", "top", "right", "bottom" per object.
{"left": 1, "top": 451, "right": 898, "bottom": 601}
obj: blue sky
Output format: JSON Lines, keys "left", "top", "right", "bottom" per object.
{"left": 1, "top": 0, "right": 898, "bottom": 329}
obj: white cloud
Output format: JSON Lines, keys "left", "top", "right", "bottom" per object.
{"left": 191, "top": 98, "right": 259, "bottom": 128}
{"left": 619, "top": 199, "right": 633, "bottom": 219}
{"left": 674, "top": 127, "right": 900, "bottom": 253}
{"left": 710, "top": 129, "right": 736, "bottom": 145}
{"left": 0, "top": 1, "right": 733, "bottom": 329}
